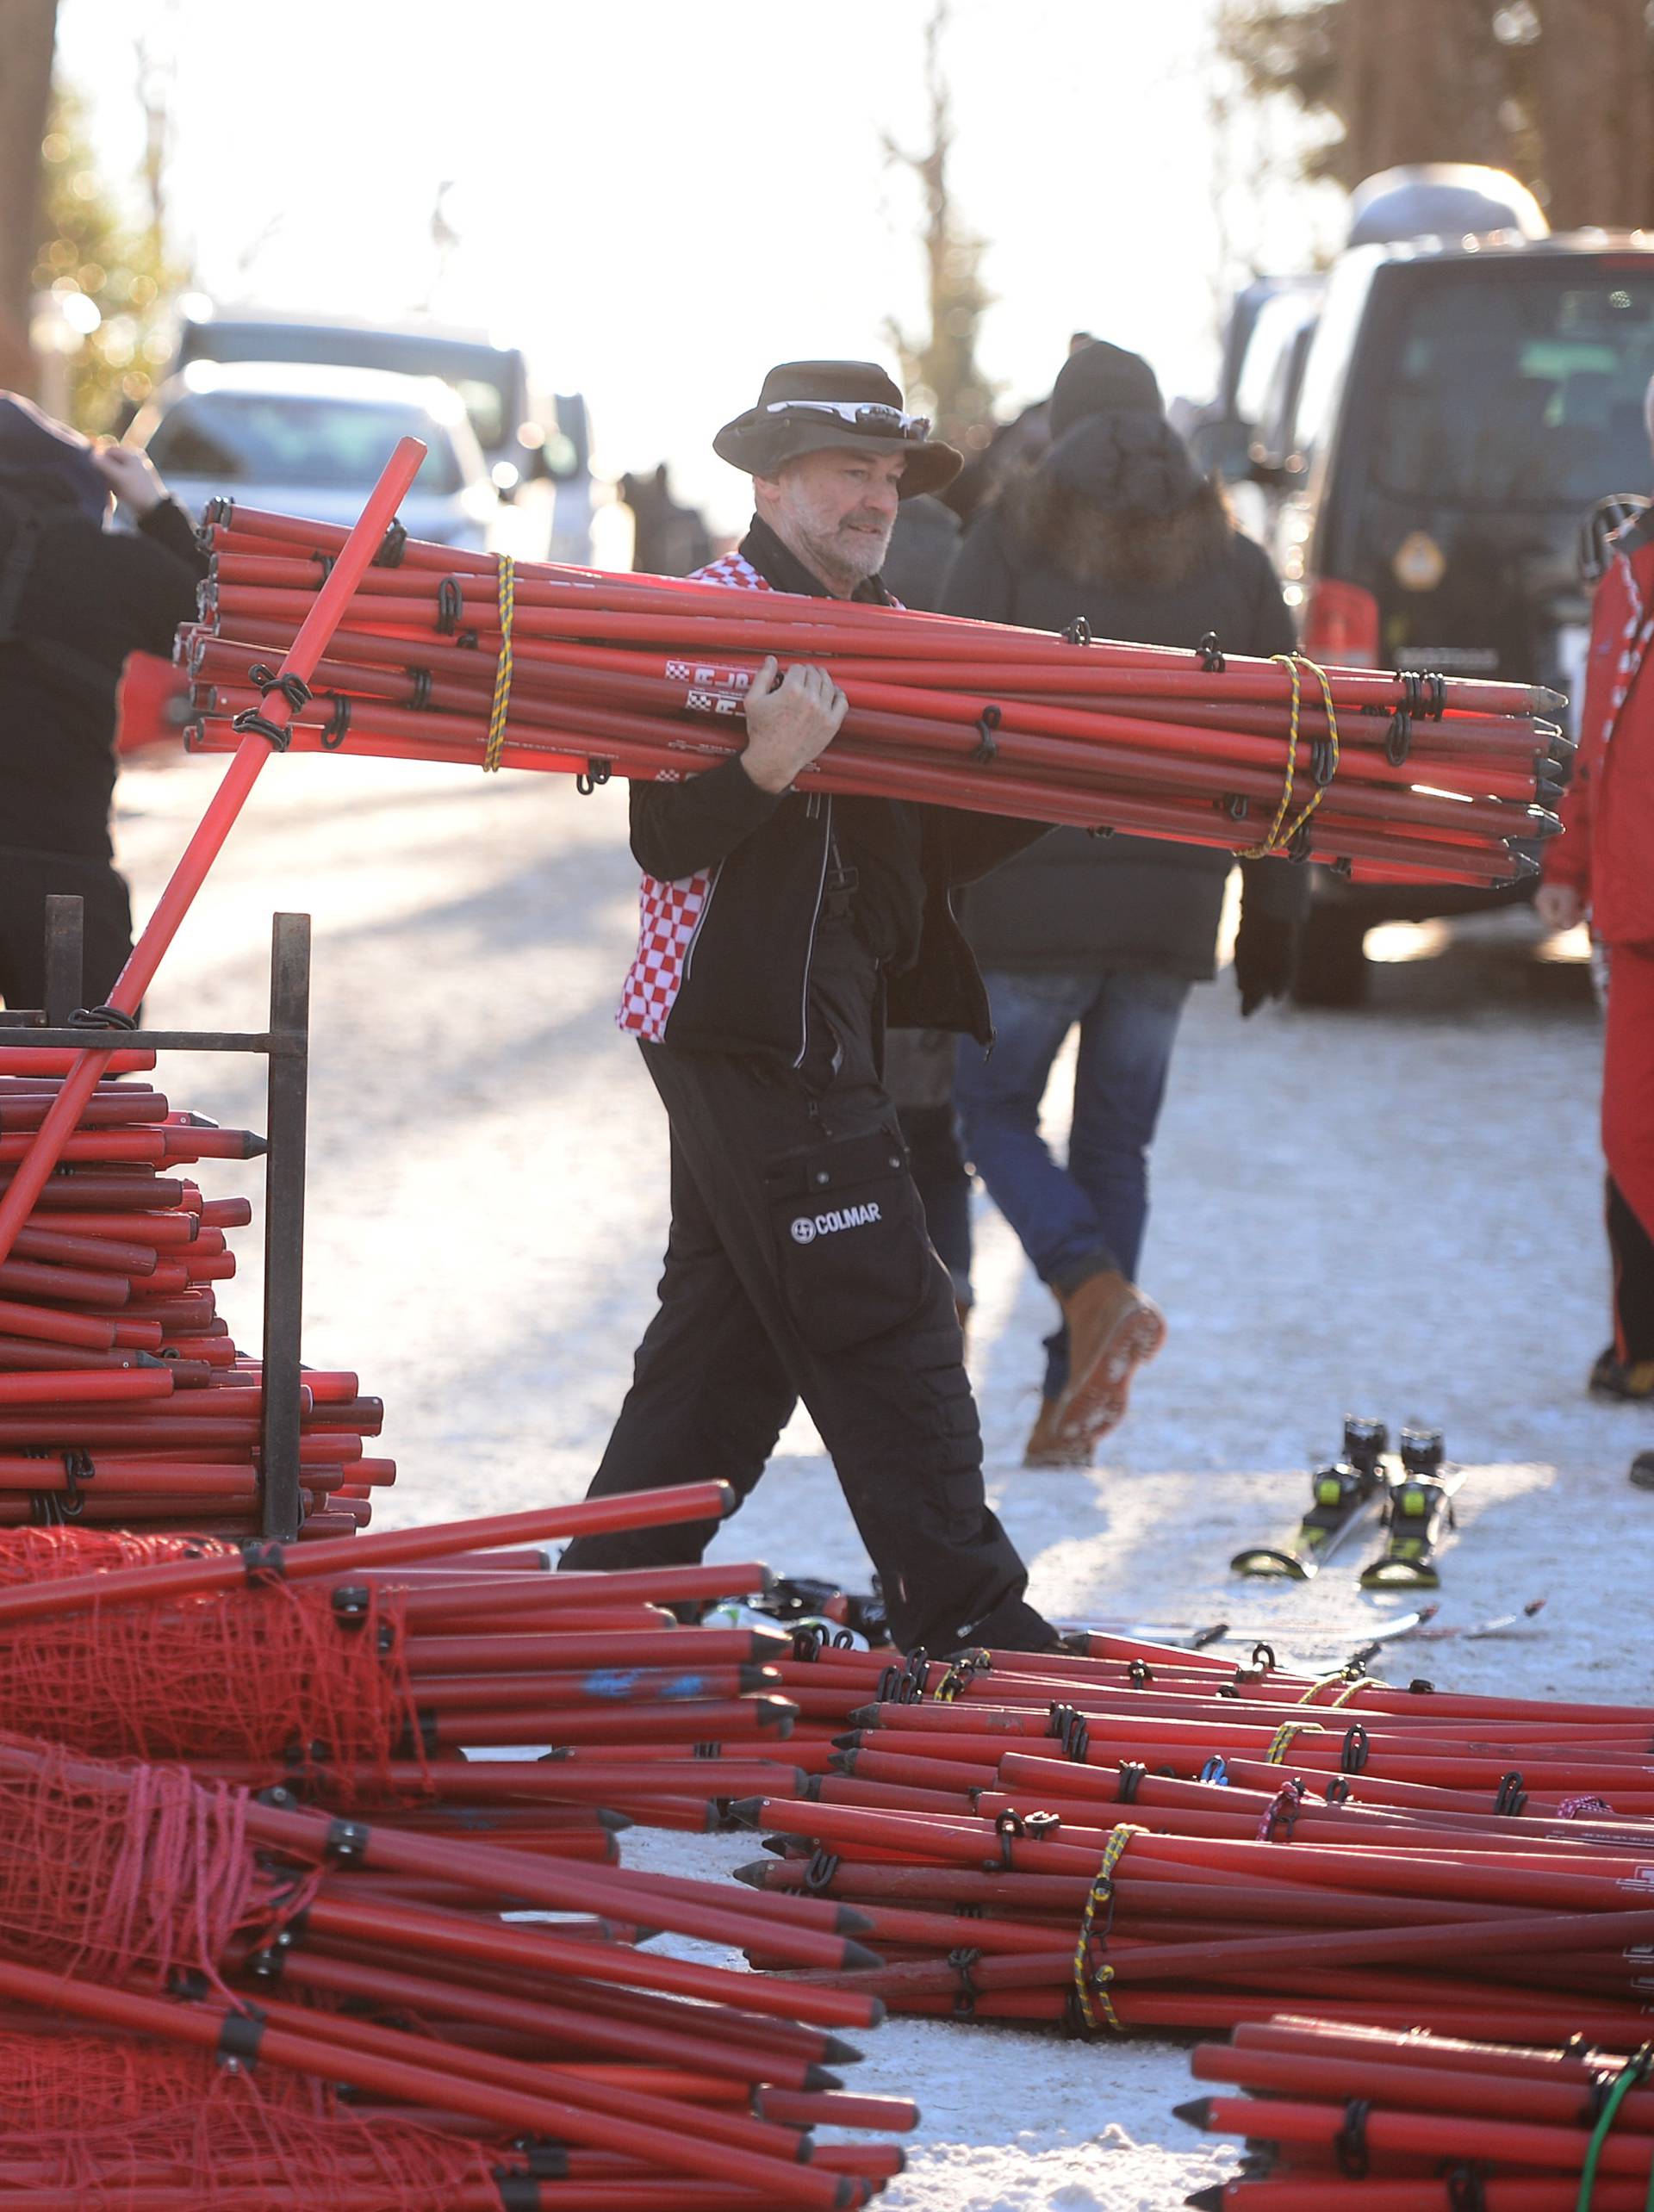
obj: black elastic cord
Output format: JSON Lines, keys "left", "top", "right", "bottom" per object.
{"left": 437, "top": 577, "right": 463, "bottom": 635}
{"left": 803, "top": 1849, "right": 840, "bottom": 1894}
{"left": 246, "top": 663, "right": 313, "bottom": 716}
{"left": 231, "top": 706, "right": 292, "bottom": 751}
{"left": 1198, "top": 631, "right": 1225, "bottom": 672}
{"left": 323, "top": 1817, "right": 372, "bottom": 1865}
{"left": 1340, "top": 1723, "right": 1370, "bottom": 1774}
{"left": 375, "top": 518, "right": 408, "bottom": 569}
{"left": 321, "top": 696, "right": 351, "bottom": 749}
{"left": 68, "top": 1003, "right": 138, "bottom": 1030}
{"left": 1334, "top": 2097, "right": 1371, "bottom": 2179}
{"left": 409, "top": 666, "right": 433, "bottom": 711}
{"left": 575, "top": 759, "right": 612, "bottom": 796}
{"left": 1446, "top": 2161, "right": 1488, "bottom": 2210}
{"left": 1116, "top": 1762, "right": 1147, "bottom": 1805}
{"left": 1063, "top": 615, "right": 1091, "bottom": 646}
{"left": 1493, "top": 1771, "right": 1529, "bottom": 1817}
{"left": 972, "top": 704, "right": 1002, "bottom": 764}
{"left": 215, "top": 2004, "right": 267, "bottom": 2071}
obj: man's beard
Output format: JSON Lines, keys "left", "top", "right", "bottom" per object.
{"left": 799, "top": 509, "right": 893, "bottom": 584}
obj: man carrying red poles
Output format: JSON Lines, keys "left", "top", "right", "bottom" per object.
{"left": 560, "top": 361, "right": 1060, "bottom": 1656}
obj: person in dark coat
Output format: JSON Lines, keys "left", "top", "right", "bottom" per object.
{"left": 942, "top": 340, "right": 1307, "bottom": 1469}
{"left": 0, "top": 394, "right": 205, "bottom": 1010}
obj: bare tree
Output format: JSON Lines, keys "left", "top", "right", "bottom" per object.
{"left": 882, "top": 3, "right": 998, "bottom": 451}
{"left": 0, "top": 0, "right": 60, "bottom": 391}
{"left": 1215, "top": 0, "right": 1654, "bottom": 229}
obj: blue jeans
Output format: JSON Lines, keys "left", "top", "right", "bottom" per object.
{"left": 955, "top": 967, "right": 1191, "bottom": 1397}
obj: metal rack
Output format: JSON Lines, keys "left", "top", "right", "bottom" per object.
{"left": 0, "top": 898, "right": 313, "bottom": 1538}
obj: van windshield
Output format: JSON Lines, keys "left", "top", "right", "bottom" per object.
{"left": 180, "top": 326, "right": 518, "bottom": 454}
{"left": 146, "top": 392, "right": 464, "bottom": 494}
{"left": 1368, "top": 266, "right": 1654, "bottom": 506}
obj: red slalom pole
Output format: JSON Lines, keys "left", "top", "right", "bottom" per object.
{"left": 0, "top": 1478, "right": 734, "bottom": 1625}
{"left": 0, "top": 435, "right": 426, "bottom": 1273}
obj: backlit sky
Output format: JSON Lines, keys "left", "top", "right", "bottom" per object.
{"left": 55, "top": 0, "right": 1343, "bottom": 531}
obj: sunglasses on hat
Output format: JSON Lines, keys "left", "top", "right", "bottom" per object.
{"left": 762, "top": 399, "right": 933, "bottom": 441}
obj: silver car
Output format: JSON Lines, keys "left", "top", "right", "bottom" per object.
{"left": 126, "top": 360, "right": 503, "bottom": 550}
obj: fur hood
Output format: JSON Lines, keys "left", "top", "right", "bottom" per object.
{"left": 995, "top": 410, "right": 1233, "bottom": 593}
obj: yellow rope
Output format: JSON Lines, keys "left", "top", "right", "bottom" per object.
{"left": 932, "top": 1649, "right": 990, "bottom": 1702}
{"left": 1297, "top": 1671, "right": 1382, "bottom": 1708}
{"left": 1071, "top": 1823, "right": 1144, "bottom": 2034}
{"left": 482, "top": 553, "right": 515, "bottom": 772}
{"left": 1265, "top": 1719, "right": 1326, "bottom": 1764}
{"left": 1240, "top": 652, "right": 1340, "bottom": 857}
{"left": 1327, "top": 1675, "right": 1381, "bottom": 1710}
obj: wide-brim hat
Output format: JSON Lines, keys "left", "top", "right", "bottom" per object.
{"left": 714, "top": 360, "right": 962, "bottom": 500}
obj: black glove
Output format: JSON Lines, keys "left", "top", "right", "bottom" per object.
{"left": 1234, "top": 909, "right": 1299, "bottom": 1016}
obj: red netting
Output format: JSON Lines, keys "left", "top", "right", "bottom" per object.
{"left": 0, "top": 2029, "right": 326, "bottom": 2126}
{"left": 0, "top": 1736, "right": 304, "bottom": 1992}
{"left": 0, "top": 1578, "right": 413, "bottom": 1775}
{"left": 0, "top": 2081, "right": 497, "bottom": 2208}
{"left": 0, "top": 1527, "right": 237, "bottom": 1583}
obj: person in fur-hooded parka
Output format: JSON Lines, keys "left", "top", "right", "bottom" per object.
{"left": 940, "top": 340, "right": 1306, "bottom": 1469}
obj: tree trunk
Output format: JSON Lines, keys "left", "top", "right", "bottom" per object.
{"left": 0, "top": 0, "right": 59, "bottom": 393}
{"left": 1330, "top": 0, "right": 1514, "bottom": 188}
{"left": 1531, "top": 0, "right": 1654, "bottom": 228}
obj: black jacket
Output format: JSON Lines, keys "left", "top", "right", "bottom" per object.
{"left": 0, "top": 496, "right": 204, "bottom": 860}
{"left": 628, "top": 519, "right": 1048, "bottom": 1060}
{"left": 940, "top": 411, "right": 1308, "bottom": 980}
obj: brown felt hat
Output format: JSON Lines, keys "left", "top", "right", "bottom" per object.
{"left": 714, "top": 360, "right": 962, "bottom": 499}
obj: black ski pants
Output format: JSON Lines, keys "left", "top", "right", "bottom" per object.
{"left": 561, "top": 924, "right": 1052, "bottom": 1656}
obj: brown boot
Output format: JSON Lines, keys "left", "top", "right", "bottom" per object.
{"left": 1052, "top": 1270, "right": 1166, "bottom": 1447}
{"left": 1023, "top": 1396, "right": 1095, "bottom": 1469}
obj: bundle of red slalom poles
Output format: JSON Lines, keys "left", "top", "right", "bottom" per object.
{"left": 178, "top": 504, "right": 1570, "bottom": 891}
{"left": 0, "top": 1485, "right": 915, "bottom": 2208}
{"left": 0, "top": 1052, "right": 387, "bottom": 1536}
{"left": 1178, "top": 2014, "right": 1654, "bottom": 2208}
{"left": 720, "top": 1631, "right": 1654, "bottom": 2051}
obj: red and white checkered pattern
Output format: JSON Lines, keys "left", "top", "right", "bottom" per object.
{"left": 616, "top": 555, "right": 776, "bottom": 1040}
{"left": 688, "top": 550, "right": 769, "bottom": 593}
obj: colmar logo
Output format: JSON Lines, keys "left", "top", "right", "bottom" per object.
{"left": 790, "top": 1202, "right": 883, "bottom": 1246}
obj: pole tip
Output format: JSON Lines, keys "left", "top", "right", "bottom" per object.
{"left": 1185, "top": 2190, "right": 1226, "bottom": 2210}
{"left": 1172, "top": 2097, "right": 1212, "bottom": 2130}
{"left": 730, "top": 1859, "right": 774, "bottom": 1887}
{"left": 803, "top": 2064, "right": 844, "bottom": 2093}
{"left": 841, "top": 1939, "right": 883, "bottom": 1972}
{"left": 724, "top": 1797, "right": 766, "bottom": 1829}
{"left": 835, "top": 1906, "right": 874, "bottom": 1936}
{"left": 714, "top": 1481, "right": 738, "bottom": 1519}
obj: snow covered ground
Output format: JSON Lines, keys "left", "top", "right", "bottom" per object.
{"left": 113, "top": 746, "right": 1648, "bottom": 2210}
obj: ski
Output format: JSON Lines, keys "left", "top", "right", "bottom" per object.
{"left": 1408, "top": 1596, "right": 1546, "bottom": 1641}
{"left": 1230, "top": 1418, "right": 1390, "bottom": 1581}
{"left": 1358, "top": 1426, "right": 1465, "bottom": 1590}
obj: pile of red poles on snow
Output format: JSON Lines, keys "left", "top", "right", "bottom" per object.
{"left": 1178, "top": 2014, "right": 1654, "bottom": 2209}
{"left": 0, "top": 1047, "right": 385, "bottom": 1535}
{"left": 178, "top": 504, "right": 1569, "bottom": 891}
{"left": 0, "top": 1483, "right": 916, "bottom": 2208}
{"left": 724, "top": 1631, "right": 1654, "bottom": 2056}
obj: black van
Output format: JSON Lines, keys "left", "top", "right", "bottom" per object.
{"left": 1274, "top": 233, "right": 1654, "bottom": 1001}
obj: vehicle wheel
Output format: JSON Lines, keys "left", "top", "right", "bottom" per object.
{"left": 1291, "top": 912, "right": 1370, "bottom": 1008}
